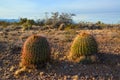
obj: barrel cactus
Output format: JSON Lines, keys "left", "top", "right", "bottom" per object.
{"left": 20, "top": 34, "right": 51, "bottom": 68}
{"left": 68, "top": 32, "right": 98, "bottom": 63}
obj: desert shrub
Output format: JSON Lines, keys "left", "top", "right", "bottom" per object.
{"left": 0, "top": 21, "right": 10, "bottom": 28}
{"left": 20, "top": 35, "right": 51, "bottom": 68}
{"left": 64, "top": 24, "right": 72, "bottom": 30}
{"left": 64, "top": 24, "right": 77, "bottom": 30}
{"left": 76, "top": 21, "right": 104, "bottom": 30}
{"left": 21, "top": 20, "right": 34, "bottom": 31}
{"left": 36, "top": 19, "right": 45, "bottom": 26}
{"left": 68, "top": 32, "right": 99, "bottom": 64}
{"left": 95, "top": 21, "right": 106, "bottom": 29}
{"left": 45, "top": 19, "right": 53, "bottom": 25}
{"left": 19, "top": 18, "right": 27, "bottom": 25}
{"left": 18, "top": 18, "right": 36, "bottom": 31}
{"left": 22, "top": 23, "right": 31, "bottom": 31}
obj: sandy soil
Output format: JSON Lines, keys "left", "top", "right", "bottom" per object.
{"left": 0, "top": 28, "right": 120, "bottom": 80}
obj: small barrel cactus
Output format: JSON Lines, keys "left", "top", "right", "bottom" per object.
{"left": 20, "top": 34, "right": 51, "bottom": 68}
{"left": 68, "top": 32, "right": 98, "bottom": 63}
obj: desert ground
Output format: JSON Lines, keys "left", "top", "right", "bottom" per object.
{"left": 0, "top": 27, "right": 120, "bottom": 80}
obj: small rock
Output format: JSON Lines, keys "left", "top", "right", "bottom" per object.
{"left": 85, "top": 75, "right": 89, "bottom": 79}
{"left": 77, "top": 73, "right": 81, "bottom": 76}
{"left": 10, "top": 66, "right": 15, "bottom": 71}
{"left": 14, "top": 67, "right": 27, "bottom": 76}
{"left": 117, "top": 63, "right": 120, "bottom": 66}
{"left": 80, "top": 76, "right": 86, "bottom": 80}
{"left": 28, "top": 69, "right": 32, "bottom": 73}
{"left": 63, "top": 65, "right": 67, "bottom": 69}
{"left": 64, "top": 76, "right": 67, "bottom": 80}
{"left": 72, "top": 75, "right": 79, "bottom": 80}
{"left": 0, "top": 67, "right": 2, "bottom": 71}
{"left": 67, "top": 75, "right": 71, "bottom": 78}
{"left": 39, "top": 72, "right": 44, "bottom": 76}
{"left": 70, "top": 65, "right": 74, "bottom": 67}
{"left": 92, "top": 77, "right": 96, "bottom": 80}
{"left": 5, "top": 74, "right": 11, "bottom": 79}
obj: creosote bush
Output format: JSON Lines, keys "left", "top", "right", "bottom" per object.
{"left": 68, "top": 32, "right": 99, "bottom": 64}
{"left": 20, "top": 34, "right": 51, "bottom": 68}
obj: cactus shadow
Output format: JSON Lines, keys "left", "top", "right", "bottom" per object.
{"left": 0, "top": 41, "right": 8, "bottom": 53}
{"left": 43, "top": 52, "right": 120, "bottom": 76}
{"left": 98, "top": 52, "right": 120, "bottom": 65}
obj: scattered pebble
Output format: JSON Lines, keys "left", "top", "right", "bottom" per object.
{"left": 39, "top": 72, "right": 45, "bottom": 76}
{"left": 72, "top": 75, "right": 79, "bottom": 80}
{"left": 10, "top": 66, "right": 15, "bottom": 71}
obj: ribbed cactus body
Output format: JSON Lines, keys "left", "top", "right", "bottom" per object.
{"left": 69, "top": 33, "right": 98, "bottom": 63}
{"left": 21, "top": 35, "right": 51, "bottom": 68}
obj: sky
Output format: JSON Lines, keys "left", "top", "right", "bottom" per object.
{"left": 0, "top": 0, "right": 120, "bottom": 23}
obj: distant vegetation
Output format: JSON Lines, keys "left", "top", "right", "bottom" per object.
{"left": 0, "top": 12, "right": 120, "bottom": 30}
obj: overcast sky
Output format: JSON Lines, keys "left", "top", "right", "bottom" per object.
{"left": 0, "top": 0, "right": 120, "bottom": 23}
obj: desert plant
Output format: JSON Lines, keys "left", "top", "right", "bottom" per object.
{"left": 68, "top": 32, "right": 98, "bottom": 63}
{"left": 20, "top": 34, "right": 51, "bottom": 68}
{"left": 22, "top": 23, "right": 30, "bottom": 31}
{"left": 0, "top": 21, "right": 10, "bottom": 28}
{"left": 22, "top": 20, "right": 33, "bottom": 31}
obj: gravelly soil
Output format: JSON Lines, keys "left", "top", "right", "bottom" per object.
{"left": 0, "top": 29, "right": 120, "bottom": 80}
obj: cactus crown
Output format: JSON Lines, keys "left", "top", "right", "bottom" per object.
{"left": 69, "top": 32, "right": 98, "bottom": 63}
{"left": 20, "top": 34, "right": 51, "bottom": 68}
